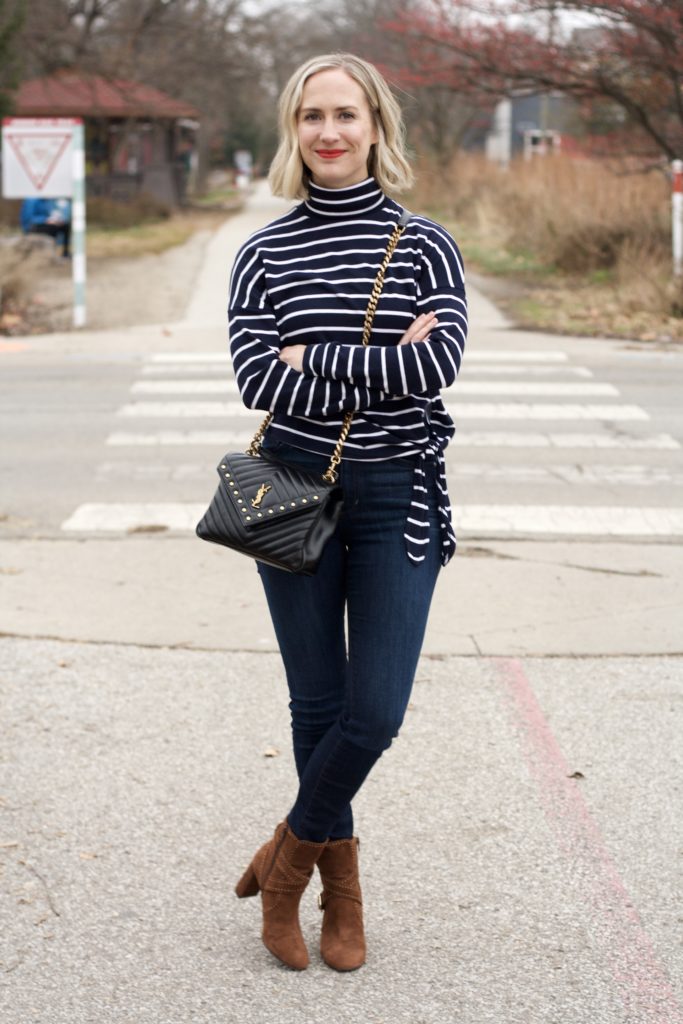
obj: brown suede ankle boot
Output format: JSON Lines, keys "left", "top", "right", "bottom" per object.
{"left": 235, "top": 821, "right": 327, "bottom": 970}
{"left": 317, "top": 836, "right": 366, "bottom": 971}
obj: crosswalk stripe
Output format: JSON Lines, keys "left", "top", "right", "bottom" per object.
{"left": 452, "top": 464, "right": 683, "bottom": 486}
{"left": 116, "top": 401, "right": 649, "bottom": 421}
{"left": 92, "top": 461, "right": 683, "bottom": 487}
{"left": 61, "top": 503, "right": 206, "bottom": 532}
{"left": 147, "top": 349, "right": 570, "bottom": 365}
{"left": 106, "top": 431, "right": 252, "bottom": 446}
{"left": 141, "top": 364, "right": 237, "bottom": 376}
{"left": 140, "top": 364, "right": 595, "bottom": 379}
{"left": 95, "top": 462, "right": 216, "bottom": 482}
{"left": 61, "top": 502, "right": 683, "bottom": 537}
{"left": 141, "top": 365, "right": 596, "bottom": 382}
{"left": 132, "top": 380, "right": 241, "bottom": 395}
{"left": 451, "top": 404, "right": 648, "bottom": 420}
{"left": 105, "top": 429, "right": 679, "bottom": 450}
{"left": 456, "top": 506, "right": 683, "bottom": 536}
{"left": 117, "top": 402, "right": 259, "bottom": 418}
{"left": 463, "top": 351, "right": 569, "bottom": 362}
{"left": 130, "top": 379, "right": 618, "bottom": 397}
{"left": 453, "top": 431, "right": 680, "bottom": 450}
{"left": 149, "top": 353, "right": 230, "bottom": 363}
{"left": 456, "top": 382, "right": 618, "bottom": 396}
{"left": 463, "top": 365, "right": 593, "bottom": 378}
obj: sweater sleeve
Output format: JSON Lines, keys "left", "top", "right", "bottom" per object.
{"left": 229, "top": 241, "right": 386, "bottom": 417}
{"left": 301, "top": 221, "right": 467, "bottom": 396}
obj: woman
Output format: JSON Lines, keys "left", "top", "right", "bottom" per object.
{"left": 229, "top": 53, "right": 467, "bottom": 972}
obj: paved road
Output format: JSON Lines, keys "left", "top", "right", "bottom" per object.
{"left": 1, "top": 181, "right": 682, "bottom": 1023}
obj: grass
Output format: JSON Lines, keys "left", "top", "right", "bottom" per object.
{"left": 410, "top": 154, "right": 683, "bottom": 343}
{"left": 85, "top": 209, "right": 228, "bottom": 259}
{"left": 191, "top": 184, "right": 242, "bottom": 208}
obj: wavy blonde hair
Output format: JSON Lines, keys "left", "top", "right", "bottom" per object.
{"left": 268, "top": 53, "right": 414, "bottom": 200}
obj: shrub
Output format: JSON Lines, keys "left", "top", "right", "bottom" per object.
{"left": 413, "top": 153, "right": 670, "bottom": 274}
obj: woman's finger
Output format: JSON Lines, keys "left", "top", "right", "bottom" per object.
{"left": 398, "top": 312, "right": 438, "bottom": 345}
{"left": 402, "top": 317, "right": 438, "bottom": 344}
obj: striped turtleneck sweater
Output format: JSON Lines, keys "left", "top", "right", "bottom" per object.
{"left": 228, "top": 176, "right": 467, "bottom": 565}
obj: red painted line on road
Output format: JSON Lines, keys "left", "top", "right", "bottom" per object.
{"left": 495, "top": 657, "right": 682, "bottom": 1023}
{"left": 0, "top": 340, "right": 29, "bottom": 352}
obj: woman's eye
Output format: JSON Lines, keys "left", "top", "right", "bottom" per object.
{"left": 302, "top": 112, "right": 320, "bottom": 121}
{"left": 339, "top": 111, "right": 355, "bottom": 120}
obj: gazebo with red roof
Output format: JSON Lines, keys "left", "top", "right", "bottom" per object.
{"left": 14, "top": 72, "right": 200, "bottom": 205}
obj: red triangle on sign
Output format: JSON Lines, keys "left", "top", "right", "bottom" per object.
{"left": 6, "top": 132, "right": 72, "bottom": 190}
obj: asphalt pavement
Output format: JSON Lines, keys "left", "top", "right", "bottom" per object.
{"left": 1, "top": 181, "right": 682, "bottom": 1024}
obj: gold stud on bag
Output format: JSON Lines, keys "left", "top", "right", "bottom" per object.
{"left": 196, "top": 211, "right": 412, "bottom": 575}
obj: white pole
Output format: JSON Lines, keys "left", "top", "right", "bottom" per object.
{"left": 72, "top": 121, "right": 87, "bottom": 326}
{"left": 673, "top": 159, "right": 683, "bottom": 278}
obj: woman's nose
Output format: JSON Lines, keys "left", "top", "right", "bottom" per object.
{"left": 319, "top": 118, "right": 340, "bottom": 142}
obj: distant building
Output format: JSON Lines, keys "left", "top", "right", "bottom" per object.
{"left": 485, "top": 92, "right": 577, "bottom": 165}
{"left": 13, "top": 72, "right": 200, "bottom": 205}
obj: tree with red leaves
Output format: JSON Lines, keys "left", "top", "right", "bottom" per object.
{"left": 384, "top": 0, "right": 683, "bottom": 161}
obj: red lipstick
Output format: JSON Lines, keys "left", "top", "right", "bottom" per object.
{"left": 316, "top": 150, "right": 345, "bottom": 158}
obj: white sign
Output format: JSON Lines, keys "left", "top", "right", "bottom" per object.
{"left": 2, "top": 117, "right": 80, "bottom": 198}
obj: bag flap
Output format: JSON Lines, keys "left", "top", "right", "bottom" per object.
{"left": 217, "top": 452, "right": 333, "bottom": 527}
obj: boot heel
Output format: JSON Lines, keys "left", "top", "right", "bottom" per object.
{"left": 235, "top": 862, "right": 260, "bottom": 898}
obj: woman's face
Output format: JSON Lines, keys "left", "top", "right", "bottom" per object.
{"left": 297, "top": 68, "right": 379, "bottom": 190}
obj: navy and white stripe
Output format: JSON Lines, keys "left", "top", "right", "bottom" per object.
{"left": 228, "top": 176, "right": 467, "bottom": 565}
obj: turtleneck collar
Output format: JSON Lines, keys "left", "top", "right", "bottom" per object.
{"left": 304, "top": 176, "right": 385, "bottom": 218}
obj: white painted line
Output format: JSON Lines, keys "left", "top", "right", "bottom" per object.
{"left": 116, "top": 402, "right": 261, "bottom": 418}
{"left": 464, "top": 351, "right": 568, "bottom": 362}
{"left": 455, "top": 382, "right": 618, "bottom": 396}
{"left": 463, "top": 365, "right": 593, "bottom": 378}
{"left": 106, "top": 431, "right": 251, "bottom": 447}
{"left": 451, "top": 464, "right": 683, "bottom": 486}
{"left": 117, "top": 401, "right": 649, "bottom": 421}
{"left": 94, "top": 462, "right": 216, "bottom": 483}
{"left": 148, "top": 353, "right": 230, "bottom": 363}
{"left": 141, "top": 364, "right": 236, "bottom": 377}
{"left": 61, "top": 502, "right": 683, "bottom": 537}
{"left": 131, "top": 380, "right": 617, "bottom": 397}
{"left": 131, "top": 380, "right": 240, "bottom": 395}
{"left": 455, "top": 506, "right": 683, "bottom": 537}
{"left": 147, "top": 350, "right": 569, "bottom": 364}
{"left": 106, "top": 429, "right": 679, "bottom": 451}
{"left": 61, "top": 503, "right": 206, "bottom": 532}
{"left": 453, "top": 432, "right": 680, "bottom": 450}
{"left": 444, "top": 404, "right": 649, "bottom": 421}
{"left": 96, "top": 462, "right": 681, "bottom": 488}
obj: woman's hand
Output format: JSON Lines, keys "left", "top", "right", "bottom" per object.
{"left": 279, "top": 344, "right": 306, "bottom": 372}
{"left": 399, "top": 311, "right": 438, "bottom": 345}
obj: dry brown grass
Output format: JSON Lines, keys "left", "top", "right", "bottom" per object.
{"left": 410, "top": 154, "right": 681, "bottom": 341}
{"left": 85, "top": 209, "right": 227, "bottom": 259}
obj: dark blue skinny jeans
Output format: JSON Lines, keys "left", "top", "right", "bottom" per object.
{"left": 257, "top": 440, "right": 442, "bottom": 842}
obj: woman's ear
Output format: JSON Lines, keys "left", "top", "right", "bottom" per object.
{"left": 371, "top": 115, "right": 380, "bottom": 146}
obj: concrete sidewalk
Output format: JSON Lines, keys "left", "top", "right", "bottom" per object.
{"left": 1, "top": 637, "right": 682, "bottom": 1024}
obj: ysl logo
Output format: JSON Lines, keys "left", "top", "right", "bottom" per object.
{"left": 251, "top": 483, "right": 272, "bottom": 509}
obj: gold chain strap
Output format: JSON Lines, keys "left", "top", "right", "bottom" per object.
{"left": 246, "top": 220, "right": 407, "bottom": 482}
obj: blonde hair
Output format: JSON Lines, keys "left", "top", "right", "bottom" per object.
{"left": 268, "top": 53, "right": 414, "bottom": 200}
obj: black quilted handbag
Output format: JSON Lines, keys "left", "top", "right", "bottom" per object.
{"left": 196, "top": 212, "right": 410, "bottom": 575}
{"left": 195, "top": 448, "right": 344, "bottom": 575}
